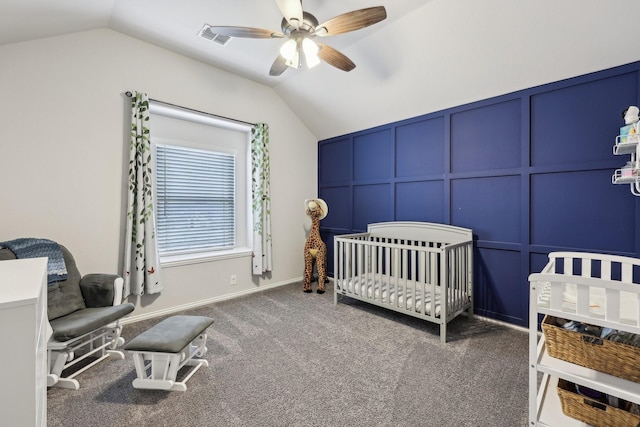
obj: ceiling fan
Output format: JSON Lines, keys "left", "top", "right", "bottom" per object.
{"left": 206, "top": 0, "right": 387, "bottom": 76}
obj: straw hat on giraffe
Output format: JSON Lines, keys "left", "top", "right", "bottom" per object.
{"left": 305, "top": 198, "right": 328, "bottom": 220}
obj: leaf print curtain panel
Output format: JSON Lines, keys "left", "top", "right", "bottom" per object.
{"left": 123, "top": 91, "right": 163, "bottom": 297}
{"left": 251, "top": 123, "right": 273, "bottom": 275}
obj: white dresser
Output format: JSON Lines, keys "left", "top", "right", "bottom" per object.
{"left": 0, "top": 258, "right": 48, "bottom": 427}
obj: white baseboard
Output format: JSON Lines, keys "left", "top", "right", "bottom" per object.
{"left": 121, "top": 277, "right": 302, "bottom": 325}
{"left": 475, "top": 314, "right": 529, "bottom": 333}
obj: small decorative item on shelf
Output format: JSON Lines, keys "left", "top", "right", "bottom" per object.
{"left": 621, "top": 161, "right": 638, "bottom": 178}
{"left": 620, "top": 106, "right": 640, "bottom": 144}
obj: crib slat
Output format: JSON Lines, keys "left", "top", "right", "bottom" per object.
{"left": 385, "top": 246, "right": 391, "bottom": 304}
{"left": 436, "top": 249, "right": 440, "bottom": 319}
{"left": 362, "top": 241, "right": 367, "bottom": 298}
{"left": 345, "top": 241, "right": 350, "bottom": 284}
{"left": 410, "top": 249, "right": 416, "bottom": 311}
{"left": 339, "top": 240, "right": 344, "bottom": 284}
{"left": 394, "top": 247, "right": 400, "bottom": 308}
{"left": 430, "top": 252, "right": 437, "bottom": 294}
{"left": 358, "top": 241, "right": 363, "bottom": 294}
{"left": 375, "top": 244, "right": 380, "bottom": 302}
{"left": 420, "top": 250, "right": 426, "bottom": 314}
{"left": 401, "top": 248, "right": 407, "bottom": 309}
{"left": 376, "top": 242, "right": 382, "bottom": 303}
{"left": 457, "top": 246, "right": 462, "bottom": 311}
{"left": 452, "top": 247, "right": 458, "bottom": 313}
{"left": 441, "top": 249, "right": 447, "bottom": 321}
{"left": 369, "top": 242, "right": 375, "bottom": 302}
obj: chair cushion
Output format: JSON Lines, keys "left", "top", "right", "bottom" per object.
{"left": 124, "top": 315, "right": 214, "bottom": 353}
{"left": 0, "top": 245, "right": 86, "bottom": 320}
{"left": 80, "top": 274, "right": 118, "bottom": 307}
{"left": 48, "top": 245, "right": 87, "bottom": 320}
{"left": 49, "top": 303, "right": 135, "bottom": 341}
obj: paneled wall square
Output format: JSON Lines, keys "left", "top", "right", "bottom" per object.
{"left": 319, "top": 138, "right": 351, "bottom": 184}
{"left": 319, "top": 186, "right": 352, "bottom": 230}
{"left": 395, "top": 181, "right": 444, "bottom": 223}
{"left": 451, "top": 176, "right": 521, "bottom": 242}
{"left": 531, "top": 72, "right": 638, "bottom": 167}
{"left": 531, "top": 169, "right": 636, "bottom": 252}
{"left": 353, "top": 129, "right": 392, "bottom": 181}
{"left": 353, "top": 184, "right": 392, "bottom": 231}
{"left": 451, "top": 99, "right": 521, "bottom": 173}
{"left": 395, "top": 118, "right": 444, "bottom": 177}
{"left": 475, "top": 248, "right": 524, "bottom": 325}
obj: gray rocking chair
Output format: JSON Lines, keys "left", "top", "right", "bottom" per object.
{"left": 0, "top": 244, "right": 135, "bottom": 390}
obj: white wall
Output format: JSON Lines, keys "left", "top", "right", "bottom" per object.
{"left": 0, "top": 29, "right": 318, "bottom": 319}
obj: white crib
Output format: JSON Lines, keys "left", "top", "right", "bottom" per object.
{"left": 333, "top": 222, "right": 474, "bottom": 343}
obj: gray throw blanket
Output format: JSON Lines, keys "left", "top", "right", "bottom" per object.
{"left": 0, "top": 238, "right": 68, "bottom": 284}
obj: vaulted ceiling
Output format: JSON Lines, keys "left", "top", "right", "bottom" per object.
{"left": 3, "top": 0, "right": 640, "bottom": 140}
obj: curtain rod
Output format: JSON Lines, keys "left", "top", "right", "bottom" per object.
{"left": 124, "top": 91, "right": 257, "bottom": 127}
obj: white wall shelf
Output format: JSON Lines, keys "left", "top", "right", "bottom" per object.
{"left": 612, "top": 135, "right": 640, "bottom": 194}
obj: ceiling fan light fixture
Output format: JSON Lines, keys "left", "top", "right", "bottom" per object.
{"left": 302, "top": 38, "right": 320, "bottom": 68}
{"left": 285, "top": 51, "right": 300, "bottom": 68}
{"left": 279, "top": 38, "right": 297, "bottom": 60}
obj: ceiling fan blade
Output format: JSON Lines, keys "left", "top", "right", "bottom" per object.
{"left": 269, "top": 55, "right": 289, "bottom": 76}
{"left": 276, "top": 0, "right": 303, "bottom": 27}
{"left": 315, "top": 6, "right": 387, "bottom": 36}
{"left": 206, "top": 26, "right": 285, "bottom": 39}
{"left": 317, "top": 43, "right": 356, "bottom": 72}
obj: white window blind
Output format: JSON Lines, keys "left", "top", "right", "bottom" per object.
{"left": 155, "top": 144, "right": 236, "bottom": 255}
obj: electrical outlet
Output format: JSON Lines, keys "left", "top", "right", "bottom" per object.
{"left": 230, "top": 275, "right": 237, "bottom": 285}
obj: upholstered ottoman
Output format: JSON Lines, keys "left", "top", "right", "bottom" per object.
{"left": 124, "top": 315, "right": 214, "bottom": 391}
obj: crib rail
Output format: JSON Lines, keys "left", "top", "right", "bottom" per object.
{"left": 530, "top": 251, "right": 640, "bottom": 334}
{"left": 334, "top": 232, "right": 473, "bottom": 325}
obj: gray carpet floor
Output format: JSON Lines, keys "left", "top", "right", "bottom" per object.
{"left": 47, "top": 281, "right": 529, "bottom": 427}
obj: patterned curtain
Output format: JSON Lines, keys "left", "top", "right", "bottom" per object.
{"left": 251, "top": 123, "right": 273, "bottom": 275}
{"left": 123, "top": 91, "right": 163, "bottom": 297}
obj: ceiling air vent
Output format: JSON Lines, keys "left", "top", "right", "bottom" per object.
{"left": 199, "top": 24, "right": 231, "bottom": 46}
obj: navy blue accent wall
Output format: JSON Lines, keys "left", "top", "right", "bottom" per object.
{"left": 318, "top": 61, "right": 640, "bottom": 327}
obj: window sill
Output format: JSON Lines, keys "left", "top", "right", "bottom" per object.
{"left": 160, "top": 247, "right": 253, "bottom": 268}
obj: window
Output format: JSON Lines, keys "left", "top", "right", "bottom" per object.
{"left": 155, "top": 144, "right": 236, "bottom": 254}
{"left": 149, "top": 101, "right": 251, "bottom": 261}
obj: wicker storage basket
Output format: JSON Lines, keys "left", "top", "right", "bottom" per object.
{"left": 542, "top": 316, "right": 640, "bottom": 383}
{"left": 557, "top": 378, "right": 640, "bottom": 427}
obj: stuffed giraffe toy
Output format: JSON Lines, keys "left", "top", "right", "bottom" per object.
{"left": 303, "top": 199, "right": 328, "bottom": 294}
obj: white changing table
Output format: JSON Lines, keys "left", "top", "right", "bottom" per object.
{"left": 529, "top": 251, "right": 640, "bottom": 426}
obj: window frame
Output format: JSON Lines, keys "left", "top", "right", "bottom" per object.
{"left": 149, "top": 101, "right": 253, "bottom": 267}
